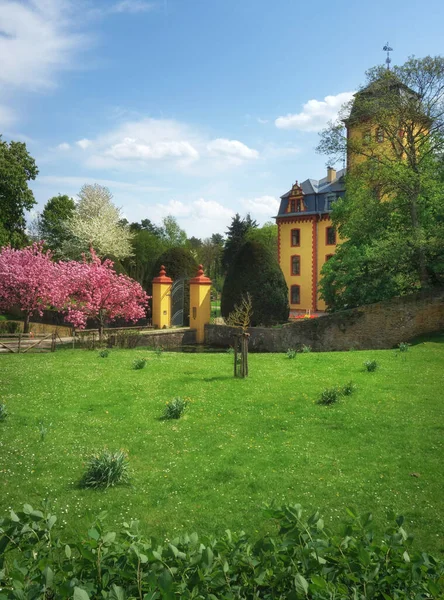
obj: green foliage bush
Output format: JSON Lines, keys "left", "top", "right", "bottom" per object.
{"left": 132, "top": 357, "right": 147, "bottom": 370}
{"left": 340, "top": 381, "right": 356, "bottom": 396}
{"left": 1, "top": 502, "right": 443, "bottom": 599}
{"left": 221, "top": 241, "right": 289, "bottom": 326}
{"left": 98, "top": 349, "right": 110, "bottom": 358}
{"left": 162, "top": 397, "right": 188, "bottom": 420}
{"left": 317, "top": 387, "right": 341, "bottom": 405}
{"left": 0, "top": 403, "right": 7, "bottom": 422}
{"left": 301, "top": 344, "right": 312, "bottom": 353}
{"left": 286, "top": 348, "right": 297, "bottom": 359}
{"left": 0, "top": 320, "right": 21, "bottom": 334}
{"left": 398, "top": 341, "right": 410, "bottom": 352}
{"left": 80, "top": 450, "right": 129, "bottom": 489}
{"left": 364, "top": 359, "right": 378, "bottom": 372}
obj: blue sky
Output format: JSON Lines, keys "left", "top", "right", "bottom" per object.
{"left": 2, "top": 0, "right": 444, "bottom": 238}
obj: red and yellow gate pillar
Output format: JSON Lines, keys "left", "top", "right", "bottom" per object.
{"left": 152, "top": 265, "right": 172, "bottom": 329}
{"left": 189, "top": 265, "right": 212, "bottom": 343}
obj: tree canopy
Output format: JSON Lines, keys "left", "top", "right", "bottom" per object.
{"left": 62, "top": 184, "right": 134, "bottom": 260}
{"left": 222, "top": 213, "right": 258, "bottom": 273}
{"left": 317, "top": 56, "right": 444, "bottom": 309}
{"left": 221, "top": 241, "right": 289, "bottom": 326}
{"left": 40, "top": 194, "right": 75, "bottom": 253}
{"left": 0, "top": 137, "right": 38, "bottom": 248}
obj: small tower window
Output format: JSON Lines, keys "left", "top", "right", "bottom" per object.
{"left": 291, "top": 228, "right": 300, "bottom": 247}
{"left": 376, "top": 128, "right": 384, "bottom": 143}
{"left": 326, "top": 226, "right": 336, "bottom": 245}
{"left": 325, "top": 193, "right": 336, "bottom": 211}
{"left": 290, "top": 285, "right": 300, "bottom": 305}
{"left": 291, "top": 255, "right": 301, "bottom": 276}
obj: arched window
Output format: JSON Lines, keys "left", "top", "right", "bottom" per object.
{"left": 290, "top": 285, "right": 300, "bottom": 305}
{"left": 291, "top": 228, "right": 300, "bottom": 247}
{"left": 291, "top": 255, "right": 301, "bottom": 276}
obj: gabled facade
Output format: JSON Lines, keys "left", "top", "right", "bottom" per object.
{"left": 275, "top": 168, "right": 345, "bottom": 312}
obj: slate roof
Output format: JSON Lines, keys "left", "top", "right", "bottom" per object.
{"left": 276, "top": 168, "right": 346, "bottom": 217}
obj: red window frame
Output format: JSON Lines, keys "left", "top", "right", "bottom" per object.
{"left": 290, "top": 254, "right": 301, "bottom": 276}
{"left": 290, "top": 285, "right": 300, "bottom": 305}
{"left": 326, "top": 226, "right": 336, "bottom": 246}
{"left": 291, "top": 228, "right": 300, "bottom": 247}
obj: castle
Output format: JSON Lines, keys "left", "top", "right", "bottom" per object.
{"left": 275, "top": 68, "right": 416, "bottom": 313}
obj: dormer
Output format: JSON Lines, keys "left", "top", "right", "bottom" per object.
{"left": 286, "top": 182, "right": 305, "bottom": 214}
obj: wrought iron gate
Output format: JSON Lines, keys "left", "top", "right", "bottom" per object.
{"left": 171, "top": 278, "right": 185, "bottom": 327}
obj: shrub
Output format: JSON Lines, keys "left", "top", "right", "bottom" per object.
{"left": 132, "top": 357, "right": 147, "bottom": 370}
{"left": 1, "top": 503, "right": 443, "bottom": 599}
{"left": 0, "top": 403, "right": 7, "bottom": 422}
{"left": 317, "top": 387, "right": 340, "bottom": 405}
{"left": 221, "top": 241, "right": 289, "bottom": 326}
{"left": 80, "top": 450, "right": 129, "bottom": 489}
{"left": 398, "top": 341, "right": 410, "bottom": 352}
{"left": 340, "top": 381, "right": 356, "bottom": 396}
{"left": 99, "top": 349, "right": 110, "bottom": 358}
{"left": 162, "top": 397, "right": 188, "bottom": 420}
{"left": 0, "top": 320, "right": 21, "bottom": 334}
{"left": 364, "top": 359, "right": 378, "bottom": 372}
{"left": 301, "top": 344, "right": 312, "bottom": 353}
{"left": 286, "top": 348, "right": 297, "bottom": 359}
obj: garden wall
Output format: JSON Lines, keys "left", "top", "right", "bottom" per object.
{"left": 205, "top": 287, "right": 444, "bottom": 352}
{"left": 134, "top": 327, "right": 196, "bottom": 348}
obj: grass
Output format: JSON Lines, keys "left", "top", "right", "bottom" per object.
{"left": 0, "top": 338, "right": 443, "bottom": 552}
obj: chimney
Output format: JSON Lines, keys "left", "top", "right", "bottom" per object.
{"left": 327, "top": 166, "right": 336, "bottom": 183}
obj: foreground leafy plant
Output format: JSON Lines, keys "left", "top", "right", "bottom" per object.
{"left": 286, "top": 348, "right": 297, "bottom": 359}
{"left": 132, "top": 357, "right": 147, "bottom": 370}
{"left": 301, "top": 344, "right": 312, "bottom": 353}
{"left": 340, "top": 381, "right": 356, "bottom": 396}
{"left": 317, "top": 387, "right": 340, "bottom": 405}
{"left": 80, "top": 450, "right": 130, "bottom": 489}
{"left": 98, "top": 349, "right": 110, "bottom": 358}
{"left": 0, "top": 502, "right": 442, "bottom": 599}
{"left": 162, "top": 397, "right": 188, "bottom": 420}
{"left": 364, "top": 359, "right": 378, "bottom": 372}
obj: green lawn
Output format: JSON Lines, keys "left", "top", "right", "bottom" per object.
{"left": 1, "top": 338, "right": 443, "bottom": 552}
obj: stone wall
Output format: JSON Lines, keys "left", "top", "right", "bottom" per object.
{"left": 205, "top": 288, "right": 444, "bottom": 352}
{"left": 136, "top": 328, "right": 196, "bottom": 348}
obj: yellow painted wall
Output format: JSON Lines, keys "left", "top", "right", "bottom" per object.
{"left": 279, "top": 219, "right": 314, "bottom": 311}
{"left": 316, "top": 218, "right": 339, "bottom": 311}
{"left": 189, "top": 282, "right": 211, "bottom": 343}
{"left": 152, "top": 282, "right": 172, "bottom": 329}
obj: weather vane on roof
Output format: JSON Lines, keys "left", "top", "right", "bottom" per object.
{"left": 383, "top": 43, "right": 393, "bottom": 70}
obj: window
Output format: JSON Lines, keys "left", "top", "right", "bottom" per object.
{"left": 376, "top": 128, "right": 384, "bottom": 143}
{"left": 289, "top": 199, "right": 296, "bottom": 213}
{"left": 291, "top": 228, "right": 300, "bottom": 247}
{"left": 363, "top": 130, "right": 371, "bottom": 144}
{"left": 291, "top": 255, "right": 300, "bottom": 276}
{"left": 290, "top": 285, "right": 300, "bottom": 305}
{"left": 289, "top": 198, "right": 302, "bottom": 213}
{"left": 296, "top": 199, "right": 302, "bottom": 212}
{"left": 325, "top": 193, "right": 336, "bottom": 211}
{"left": 326, "top": 226, "right": 336, "bottom": 245}
{"left": 325, "top": 254, "right": 334, "bottom": 262}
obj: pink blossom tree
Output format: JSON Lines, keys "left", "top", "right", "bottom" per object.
{"left": 60, "top": 249, "right": 148, "bottom": 338}
{"left": 0, "top": 243, "right": 64, "bottom": 333}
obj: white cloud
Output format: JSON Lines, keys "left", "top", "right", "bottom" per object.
{"left": 36, "top": 175, "right": 169, "bottom": 194}
{"left": 257, "top": 117, "right": 269, "bottom": 124}
{"left": 56, "top": 142, "right": 71, "bottom": 151}
{"left": 76, "top": 138, "right": 93, "bottom": 149}
{"left": 154, "top": 198, "right": 234, "bottom": 222}
{"left": 105, "top": 137, "right": 199, "bottom": 161}
{"left": 0, "top": 0, "right": 87, "bottom": 92}
{"left": 0, "top": 103, "right": 17, "bottom": 128}
{"left": 275, "top": 91, "right": 354, "bottom": 132}
{"left": 207, "top": 138, "right": 259, "bottom": 163}
{"left": 241, "top": 195, "right": 279, "bottom": 218}
{"left": 110, "top": 0, "right": 156, "bottom": 13}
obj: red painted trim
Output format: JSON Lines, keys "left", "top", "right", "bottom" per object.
{"left": 312, "top": 217, "right": 317, "bottom": 312}
{"left": 276, "top": 215, "right": 313, "bottom": 224}
{"left": 277, "top": 222, "right": 281, "bottom": 264}
{"left": 290, "top": 284, "right": 301, "bottom": 305}
{"left": 318, "top": 213, "right": 331, "bottom": 222}
{"left": 290, "top": 228, "right": 301, "bottom": 247}
{"left": 290, "top": 254, "right": 301, "bottom": 276}
{"left": 325, "top": 226, "right": 336, "bottom": 246}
